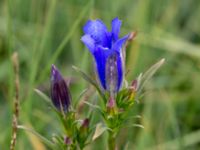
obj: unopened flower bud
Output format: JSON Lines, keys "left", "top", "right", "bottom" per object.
{"left": 81, "top": 118, "right": 89, "bottom": 129}
{"left": 80, "top": 118, "right": 90, "bottom": 135}
{"left": 131, "top": 79, "right": 138, "bottom": 92}
{"left": 106, "top": 97, "right": 117, "bottom": 115}
{"left": 64, "top": 136, "right": 72, "bottom": 145}
{"left": 51, "top": 65, "right": 71, "bottom": 112}
{"left": 126, "top": 79, "right": 138, "bottom": 105}
{"left": 77, "top": 118, "right": 90, "bottom": 147}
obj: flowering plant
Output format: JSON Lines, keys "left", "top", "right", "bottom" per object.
{"left": 17, "top": 17, "right": 164, "bottom": 150}
{"left": 80, "top": 17, "right": 164, "bottom": 149}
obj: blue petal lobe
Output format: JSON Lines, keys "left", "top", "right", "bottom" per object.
{"left": 83, "top": 19, "right": 109, "bottom": 47}
{"left": 81, "top": 34, "right": 95, "bottom": 53}
{"left": 111, "top": 17, "right": 122, "bottom": 41}
{"left": 112, "top": 34, "right": 129, "bottom": 52}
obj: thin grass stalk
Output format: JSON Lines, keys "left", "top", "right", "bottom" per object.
{"left": 38, "top": 0, "right": 93, "bottom": 83}
{"left": 10, "top": 52, "right": 20, "bottom": 150}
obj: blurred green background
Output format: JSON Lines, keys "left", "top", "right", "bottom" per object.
{"left": 1, "top": 0, "right": 200, "bottom": 149}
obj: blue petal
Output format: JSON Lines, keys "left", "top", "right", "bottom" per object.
{"left": 111, "top": 17, "right": 122, "bottom": 41}
{"left": 105, "top": 52, "right": 118, "bottom": 93}
{"left": 81, "top": 34, "right": 95, "bottom": 53}
{"left": 83, "top": 19, "right": 109, "bottom": 47}
{"left": 105, "top": 51, "right": 124, "bottom": 92}
{"left": 116, "top": 54, "right": 123, "bottom": 91}
{"left": 93, "top": 46, "right": 110, "bottom": 90}
{"left": 112, "top": 34, "right": 129, "bottom": 52}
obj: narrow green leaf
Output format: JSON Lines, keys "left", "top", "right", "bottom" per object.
{"left": 132, "top": 124, "right": 145, "bottom": 129}
{"left": 74, "top": 88, "right": 88, "bottom": 107}
{"left": 83, "top": 101, "right": 102, "bottom": 111}
{"left": 17, "top": 125, "right": 58, "bottom": 150}
{"left": 34, "top": 89, "right": 51, "bottom": 103}
{"left": 34, "top": 89, "right": 58, "bottom": 113}
{"left": 126, "top": 115, "right": 142, "bottom": 121}
{"left": 138, "top": 58, "right": 165, "bottom": 94}
{"left": 72, "top": 66, "right": 107, "bottom": 103}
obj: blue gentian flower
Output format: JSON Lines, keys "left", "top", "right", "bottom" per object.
{"left": 51, "top": 65, "right": 71, "bottom": 111}
{"left": 81, "top": 17, "right": 129, "bottom": 93}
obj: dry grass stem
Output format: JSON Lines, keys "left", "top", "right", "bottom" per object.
{"left": 10, "top": 52, "right": 20, "bottom": 150}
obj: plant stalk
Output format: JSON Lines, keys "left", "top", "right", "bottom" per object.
{"left": 108, "top": 131, "right": 116, "bottom": 150}
{"left": 10, "top": 52, "right": 20, "bottom": 150}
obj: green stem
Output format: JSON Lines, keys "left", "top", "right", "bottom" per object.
{"left": 108, "top": 131, "right": 116, "bottom": 150}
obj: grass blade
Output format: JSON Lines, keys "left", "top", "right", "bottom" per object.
{"left": 17, "top": 125, "right": 58, "bottom": 150}
{"left": 38, "top": 0, "right": 93, "bottom": 83}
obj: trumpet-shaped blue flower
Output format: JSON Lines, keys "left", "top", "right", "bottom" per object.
{"left": 51, "top": 65, "right": 71, "bottom": 111}
{"left": 81, "top": 17, "right": 129, "bottom": 93}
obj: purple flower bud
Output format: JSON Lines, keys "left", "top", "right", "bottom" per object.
{"left": 64, "top": 136, "right": 72, "bottom": 145}
{"left": 106, "top": 97, "right": 117, "bottom": 115}
{"left": 81, "top": 118, "right": 89, "bottom": 128}
{"left": 51, "top": 65, "right": 71, "bottom": 112}
{"left": 107, "top": 97, "right": 115, "bottom": 108}
{"left": 131, "top": 79, "right": 138, "bottom": 92}
{"left": 80, "top": 118, "right": 90, "bottom": 134}
{"left": 123, "top": 79, "right": 138, "bottom": 106}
